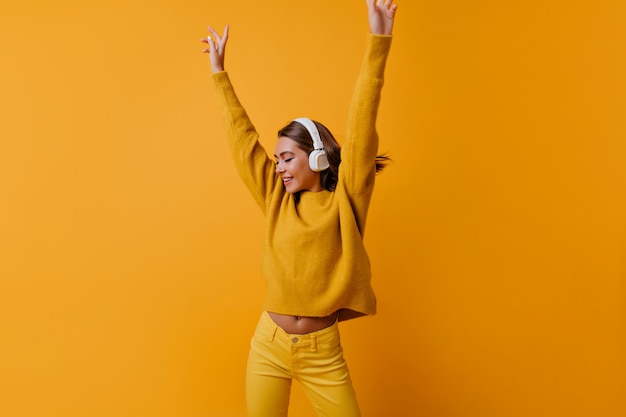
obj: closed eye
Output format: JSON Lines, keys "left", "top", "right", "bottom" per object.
{"left": 275, "top": 158, "right": 294, "bottom": 165}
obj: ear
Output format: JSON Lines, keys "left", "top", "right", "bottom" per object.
{"left": 309, "top": 150, "right": 330, "bottom": 172}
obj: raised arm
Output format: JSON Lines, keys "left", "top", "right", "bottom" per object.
{"left": 340, "top": 2, "right": 397, "bottom": 195}
{"left": 201, "top": 25, "right": 277, "bottom": 212}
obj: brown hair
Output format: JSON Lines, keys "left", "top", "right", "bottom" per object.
{"left": 277, "top": 120, "right": 390, "bottom": 192}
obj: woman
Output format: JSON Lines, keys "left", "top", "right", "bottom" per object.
{"left": 202, "top": 1, "right": 398, "bottom": 415}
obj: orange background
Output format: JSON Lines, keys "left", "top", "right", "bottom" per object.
{"left": 0, "top": 1, "right": 623, "bottom": 416}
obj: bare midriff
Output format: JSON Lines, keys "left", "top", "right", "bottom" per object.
{"left": 268, "top": 311, "right": 339, "bottom": 335}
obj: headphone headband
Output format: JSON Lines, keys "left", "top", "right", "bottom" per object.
{"left": 293, "top": 117, "right": 324, "bottom": 151}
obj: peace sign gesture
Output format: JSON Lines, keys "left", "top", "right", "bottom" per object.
{"left": 366, "top": 0, "right": 398, "bottom": 35}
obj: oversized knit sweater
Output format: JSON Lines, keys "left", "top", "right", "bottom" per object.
{"left": 211, "top": 34, "right": 392, "bottom": 321}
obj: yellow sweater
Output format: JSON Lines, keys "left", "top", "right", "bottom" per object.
{"left": 211, "top": 34, "right": 392, "bottom": 321}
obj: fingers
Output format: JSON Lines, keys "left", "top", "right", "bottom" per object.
{"left": 383, "top": 0, "right": 397, "bottom": 12}
{"left": 376, "top": 0, "right": 396, "bottom": 10}
{"left": 388, "top": 3, "right": 398, "bottom": 16}
{"left": 207, "top": 25, "right": 222, "bottom": 43}
{"left": 200, "top": 35, "right": 215, "bottom": 53}
{"left": 380, "top": 0, "right": 398, "bottom": 18}
{"left": 222, "top": 24, "right": 229, "bottom": 43}
{"left": 201, "top": 24, "right": 229, "bottom": 54}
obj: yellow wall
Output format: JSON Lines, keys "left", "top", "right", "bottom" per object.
{"left": 1, "top": 0, "right": 623, "bottom": 416}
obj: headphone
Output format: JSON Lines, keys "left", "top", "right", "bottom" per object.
{"left": 293, "top": 117, "right": 330, "bottom": 172}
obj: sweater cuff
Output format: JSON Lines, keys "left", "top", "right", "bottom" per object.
{"left": 210, "top": 70, "right": 230, "bottom": 88}
{"left": 368, "top": 33, "right": 393, "bottom": 52}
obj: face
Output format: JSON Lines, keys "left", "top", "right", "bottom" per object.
{"left": 274, "top": 136, "right": 323, "bottom": 193}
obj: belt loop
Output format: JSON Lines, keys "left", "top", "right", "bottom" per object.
{"left": 311, "top": 334, "right": 317, "bottom": 352}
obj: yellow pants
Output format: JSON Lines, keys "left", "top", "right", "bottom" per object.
{"left": 246, "top": 311, "right": 361, "bottom": 417}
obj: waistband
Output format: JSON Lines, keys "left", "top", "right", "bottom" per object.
{"left": 259, "top": 311, "right": 339, "bottom": 347}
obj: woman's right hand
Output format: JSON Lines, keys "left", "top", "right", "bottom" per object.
{"left": 201, "top": 24, "right": 229, "bottom": 73}
{"left": 366, "top": 0, "right": 398, "bottom": 36}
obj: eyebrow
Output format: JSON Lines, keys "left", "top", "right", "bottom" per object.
{"left": 273, "top": 151, "right": 296, "bottom": 158}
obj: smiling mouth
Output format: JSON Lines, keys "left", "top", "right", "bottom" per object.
{"left": 282, "top": 177, "right": 293, "bottom": 185}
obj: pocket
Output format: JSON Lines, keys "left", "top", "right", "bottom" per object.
{"left": 314, "top": 325, "right": 342, "bottom": 351}
{"left": 251, "top": 313, "right": 277, "bottom": 344}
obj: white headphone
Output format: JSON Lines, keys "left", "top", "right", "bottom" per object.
{"left": 293, "top": 117, "right": 330, "bottom": 172}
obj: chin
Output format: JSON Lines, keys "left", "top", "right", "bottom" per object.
{"left": 284, "top": 181, "right": 303, "bottom": 194}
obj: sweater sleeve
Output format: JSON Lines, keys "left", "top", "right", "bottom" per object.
{"left": 211, "top": 71, "right": 277, "bottom": 213}
{"left": 341, "top": 34, "right": 392, "bottom": 194}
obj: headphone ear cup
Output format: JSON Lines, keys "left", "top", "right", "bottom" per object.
{"left": 309, "top": 150, "right": 330, "bottom": 172}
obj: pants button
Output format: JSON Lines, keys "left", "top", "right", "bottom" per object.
{"left": 291, "top": 337, "right": 298, "bottom": 343}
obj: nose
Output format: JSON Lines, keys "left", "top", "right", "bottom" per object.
{"left": 275, "top": 162, "right": 285, "bottom": 173}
